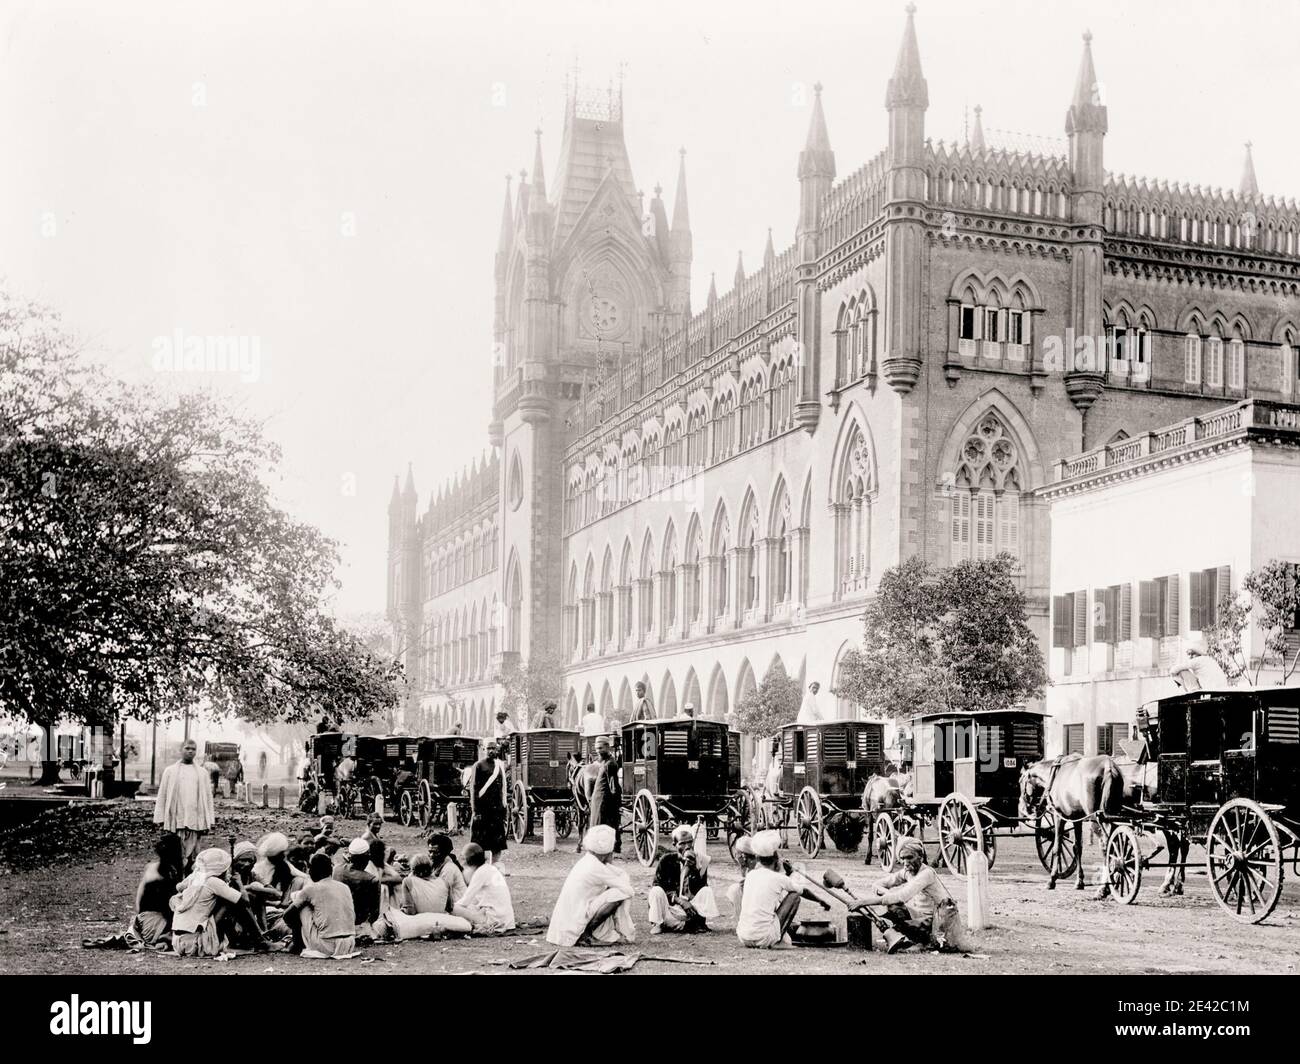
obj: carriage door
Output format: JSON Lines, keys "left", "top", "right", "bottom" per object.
{"left": 952, "top": 720, "right": 976, "bottom": 798}
{"left": 933, "top": 723, "right": 956, "bottom": 796}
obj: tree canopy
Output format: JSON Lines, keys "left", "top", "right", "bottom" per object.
{"left": 833, "top": 554, "right": 1048, "bottom": 719}
{"left": 0, "top": 291, "right": 400, "bottom": 751}
{"left": 1205, "top": 560, "right": 1300, "bottom": 685}
{"left": 731, "top": 658, "right": 802, "bottom": 738}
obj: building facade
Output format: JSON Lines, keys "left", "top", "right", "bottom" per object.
{"left": 388, "top": 9, "right": 1300, "bottom": 767}
{"left": 1042, "top": 399, "right": 1300, "bottom": 756}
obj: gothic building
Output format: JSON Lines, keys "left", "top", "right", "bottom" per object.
{"left": 388, "top": 8, "right": 1300, "bottom": 763}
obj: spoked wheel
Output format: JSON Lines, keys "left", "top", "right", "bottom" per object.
{"left": 797, "top": 787, "right": 824, "bottom": 858}
{"left": 874, "top": 812, "right": 899, "bottom": 872}
{"left": 398, "top": 789, "right": 416, "bottom": 827}
{"left": 1035, "top": 808, "right": 1078, "bottom": 880}
{"left": 556, "top": 804, "right": 574, "bottom": 840}
{"left": 937, "top": 793, "right": 985, "bottom": 878}
{"left": 981, "top": 820, "right": 998, "bottom": 871}
{"left": 511, "top": 781, "right": 530, "bottom": 844}
{"left": 745, "top": 788, "right": 764, "bottom": 833}
{"left": 1105, "top": 823, "right": 1142, "bottom": 904}
{"left": 632, "top": 790, "right": 660, "bottom": 867}
{"left": 417, "top": 781, "right": 433, "bottom": 829}
{"left": 1206, "top": 798, "right": 1284, "bottom": 924}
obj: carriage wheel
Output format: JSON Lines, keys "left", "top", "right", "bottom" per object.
{"left": 726, "top": 791, "right": 751, "bottom": 864}
{"left": 1206, "top": 798, "right": 1284, "bottom": 924}
{"left": 632, "top": 790, "right": 659, "bottom": 867}
{"left": 1104, "top": 823, "right": 1142, "bottom": 905}
{"left": 1034, "top": 808, "right": 1078, "bottom": 880}
{"left": 797, "top": 787, "right": 824, "bottom": 858}
{"left": 874, "top": 812, "right": 899, "bottom": 872}
{"left": 981, "top": 820, "right": 998, "bottom": 872}
{"left": 937, "top": 794, "right": 985, "bottom": 878}
{"left": 398, "top": 789, "right": 415, "bottom": 828}
{"left": 417, "top": 781, "right": 433, "bottom": 829}
{"left": 511, "top": 781, "right": 531, "bottom": 844}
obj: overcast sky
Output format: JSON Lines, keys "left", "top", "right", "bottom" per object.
{"left": 3, "top": 0, "right": 1297, "bottom": 616}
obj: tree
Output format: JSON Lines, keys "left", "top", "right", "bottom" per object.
{"left": 1205, "top": 560, "right": 1300, "bottom": 685}
{"left": 340, "top": 612, "right": 407, "bottom": 730}
{"left": 834, "top": 554, "right": 1048, "bottom": 719}
{"left": 0, "top": 290, "right": 400, "bottom": 781}
{"left": 499, "top": 651, "right": 565, "bottom": 725}
{"left": 732, "top": 658, "right": 802, "bottom": 740}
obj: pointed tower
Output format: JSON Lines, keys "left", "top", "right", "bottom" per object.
{"left": 970, "top": 105, "right": 986, "bottom": 152}
{"left": 386, "top": 475, "right": 403, "bottom": 618}
{"left": 793, "top": 82, "right": 835, "bottom": 432}
{"left": 669, "top": 149, "right": 693, "bottom": 314}
{"left": 881, "top": 4, "right": 929, "bottom": 395}
{"left": 1063, "top": 31, "right": 1109, "bottom": 436}
{"left": 1239, "top": 142, "right": 1259, "bottom": 198}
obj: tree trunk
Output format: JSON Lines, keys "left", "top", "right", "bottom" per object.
{"left": 36, "top": 760, "right": 63, "bottom": 785}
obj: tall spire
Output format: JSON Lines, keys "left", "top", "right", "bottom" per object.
{"left": 798, "top": 83, "right": 836, "bottom": 181}
{"left": 969, "top": 104, "right": 985, "bottom": 152}
{"left": 764, "top": 227, "right": 775, "bottom": 265}
{"left": 531, "top": 128, "right": 547, "bottom": 199}
{"left": 671, "top": 148, "right": 690, "bottom": 233}
{"left": 497, "top": 173, "right": 514, "bottom": 259}
{"left": 734, "top": 250, "right": 745, "bottom": 290}
{"left": 1065, "top": 30, "right": 1107, "bottom": 135}
{"left": 1239, "top": 141, "right": 1259, "bottom": 198}
{"left": 886, "top": 4, "right": 928, "bottom": 111}
{"left": 403, "top": 462, "right": 416, "bottom": 498}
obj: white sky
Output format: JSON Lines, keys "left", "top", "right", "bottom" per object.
{"left": 3, "top": 0, "right": 1297, "bottom": 615}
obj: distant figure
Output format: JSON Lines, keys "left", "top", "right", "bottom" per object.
{"left": 581, "top": 703, "right": 606, "bottom": 737}
{"left": 631, "top": 681, "right": 655, "bottom": 721}
{"left": 533, "top": 702, "right": 558, "bottom": 729}
{"left": 153, "top": 738, "right": 216, "bottom": 868}
{"left": 1171, "top": 637, "right": 1229, "bottom": 692}
{"left": 258, "top": 751, "right": 268, "bottom": 780}
{"left": 316, "top": 717, "right": 332, "bottom": 734}
{"left": 764, "top": 737, "right": 784, "bottom": 798}
{"left": 586, "top": 736, "right": 622, "bottom": 854}
{"left": 493, "top": 710, "right": 517, "bottom": 743}
{"left": 682, "top": 701, "right": 697, "bottom": 719}
{"left": 796, "top": 682, "right": 824, "bottom": 724}
{"left": 469, "top": 742, "right": 509, "bottom": 869}
{"left": 450, "top": 722, "right": 463, "bottom": 736}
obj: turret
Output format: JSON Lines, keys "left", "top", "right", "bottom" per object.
{"left": 969, "top": 104, "right": 986, "bottom": 153}
{"left": 1240, "top": 142, "right": 1259, "bottom": 198}
{"left": 669, "top": 149, "right": 693, "bottom": 313}
{"left": 885, "top": 3, "right": 928, "bottom": 203}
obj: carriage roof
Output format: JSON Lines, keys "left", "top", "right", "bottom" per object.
{"left": 512, "top": 728, "right": 580, "bottom": 736}
{"left": 622, "top": 717, "right": 732, "bottom": 731}
{"left": 909, "top": 707, "right": 1046, "bottom": 726}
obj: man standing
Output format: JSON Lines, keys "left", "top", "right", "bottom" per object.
{"left": 546, "top": 825, "right": 636, "bottom": 947}
{"left": 533, "top": 702, "right": 558, "bottom": 729}
{"left": 153, "top": 738, "right": 215, "bottom": 869}
{"left": 586, "top": 736, "right": 622, "bottom": 854}
{"left": 469, "top": 741, "right": 509, "bottom": 870}
{"left": 648, "top": 825, "right": 719, "bottom": 933}
{"left": 631, "top": 681, "right": 655, "bottom": 721}
{"left": 796, "top": 682, "right": 824, "bottom": 724}
{"left": 580, "top": 703, "right": 606, "bottom": 737}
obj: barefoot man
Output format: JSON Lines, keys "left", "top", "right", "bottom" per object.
{"left": 154, "top": 738, "right": 215, "bottom": 870}
{"left": 546, "top": 825, "right": 636, "bottom": 947}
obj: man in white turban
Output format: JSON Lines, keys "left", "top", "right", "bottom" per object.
{"left": 735, "top": 830, "right": 829, "bottom": 949}
{"left": 546, "top": 825, "right": 637, "bottom": 947}
{"left": 153, "top": 738, "right": 215, "bottom": 869}
{"left": 796, "top": 682, "right": 824, "bottom": 724}
{"left": 648, "top": 825, "right": 719, "bottom": 933}
{"left": 1171, "top": 636, "right": 1229, "bottom": 693}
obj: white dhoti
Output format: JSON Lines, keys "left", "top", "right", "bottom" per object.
{"left": 727, "top": 881, "right": 744, "bottom": 916}
{"left": 581, "top": 887, "right": 638, "bottom": 945}
{"left": 647, "top": 885, "right": 719, "bottom": 931}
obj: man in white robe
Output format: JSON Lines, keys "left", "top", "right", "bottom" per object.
{"left": 546, "top": 825, "right": 636, "bottom": 947}
{"left": 631, "top": 682, "right": 655, "bottom": 721}
{"left": 1171, "top": 637, "right": 1229, "bottom": 692}
{"left": 796, "top": 682, "right": 824, "bottom": 724}
{"left": 580, "top": 703, "right": 607, "bottom": 738}
{"left": 153, "top": 738, "right": 215, "bottom": 868}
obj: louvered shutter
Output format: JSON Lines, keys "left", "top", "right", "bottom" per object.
{"left": 999, "top": 492, "right": 1020, "bottom": 555}
{"left": 1214, "top": 566, "right": 1232, "bottom": 627}
{"left": 951, "top": 492, "right": 970, "bottom": 561}
{"left": 1073, "top": 590, "right": 1088, "bottom": 647}
{"left": 974, "top": 493, "right": 995, "bottom": 560}
{"left": 1189, "top": 570, "right": 1204, "bottom": 631}
{"left": 1119, "top": 583, "right": 1133, "bottom": 641}
{"left": 1052, "top": 595, "right": 1073, "bottom": 648}
{"left": 1185, "top": 336, "right": 1202, "bottom": 383}
{"left": 1139, "top": 581, "right": 1157, "bottom": 637}
{"left": 1165, "top": 575, "right": 1181, "bottom": 637}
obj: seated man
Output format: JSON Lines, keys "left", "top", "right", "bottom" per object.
{"left": 533, "top": 702, "right": 559, "bottom": 729}
{"left": 230, "top": 840, "right": 283, "bottom": 937}
{"left": 735, "top": 831, "right": 829, "bottom": 949}
{"left": 333, "top": 838, "right": 381, "bottom": 938}
{"left": 401, "top": 854, "right": 450, "bottom": 915}
{"left": 1170, "top": 636, "right": 1228, "bottom": 692}
{"left": 855, "top": 837, "right": 947, "bottom": 949}
{"left": 283, "top": 853, "right": 358, "bottom": 959}
{"left": 452, "top": 843, "right": 516, "bottom": 933}
{"left": 171, "top": 848, "right": 270, "bottom": 957}
{"left": 727, "top": 834, "right": 757, "bottom": 916}
{"left": 648, "top": 825, "right": 719, "bottom": 934}
{"left": 546, "top": 825, "right": 636, "bottom": 947}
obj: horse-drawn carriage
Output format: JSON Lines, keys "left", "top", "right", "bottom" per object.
{"left": 879, "top": 708, "right": 1060, "bottom": 876}
{"left": 504, "top": 729, "right": 580, "bottom": 843}
{"left": 203, "top": 741, "right": 244, "bottom": 797}
{"left": 1098, "top": 687, "right": 1300, "bottom": 923}
{"left": 618, "top": 717, "right": 748, "bottom": 866}
{"left": 752, "top": 720, "right": 891, "bottom": 858}
{"left": 298, "top": 731, "right": 352, "bottom": 814}
{"left": 406, "top": 735, "right": 481, "bottom": 830}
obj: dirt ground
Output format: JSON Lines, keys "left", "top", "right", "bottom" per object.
{"left": 2, "top": 799, "right": 1298, "bottom": 975}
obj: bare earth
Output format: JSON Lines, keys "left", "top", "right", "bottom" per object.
{"left": 2, "top": 803, "right": 1297, "bottom": 975}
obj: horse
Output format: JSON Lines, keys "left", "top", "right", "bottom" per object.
{"left": 568, "top": 757, "right": 603, "bottom": 846}
{"left": 1019, "top": 754, "right": 1124, "bottom": 890}
{"left": 1110, "top": 757, "right": 1189, "bottom": 896}
{"left": 861, "top": 771, "right": 913, "bottom": 865}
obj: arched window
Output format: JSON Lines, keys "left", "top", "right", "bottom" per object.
{"left": 836, "top": 428, "right": 872, "bottom": 596}
{"left": 661, "top": 525, "right": 678, "bottom": 636}
{"left": 639, "top": 536, "right": 656, "bottom": 638}
{"left": 566, "top": 563, "right": 579, "bottom": 655}
{"left": 951, "top": 413, "right": 1022, "bottom": 564}
{"left": 742, "top": 512, "right": 759, "bottom": 611}
{"left": 619, "top": 542, "right": 634, "bottom": 645}
{"left": 686, "top": 524, "right": 704, "bottom": 624}
{"left": 1280, "top": 326, "right": 1297, "bottom": 396}
{"left": 582, "top": 556, "right": 596, "bottom": 649}
{"left": 711, "top": 512, "right": 731, "bottom": 620}
{"left": 505, "top": 556, "right": 522, "bottom": 653}
{"left": 600, "top": 549, "right": 614, "bottom": 645}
